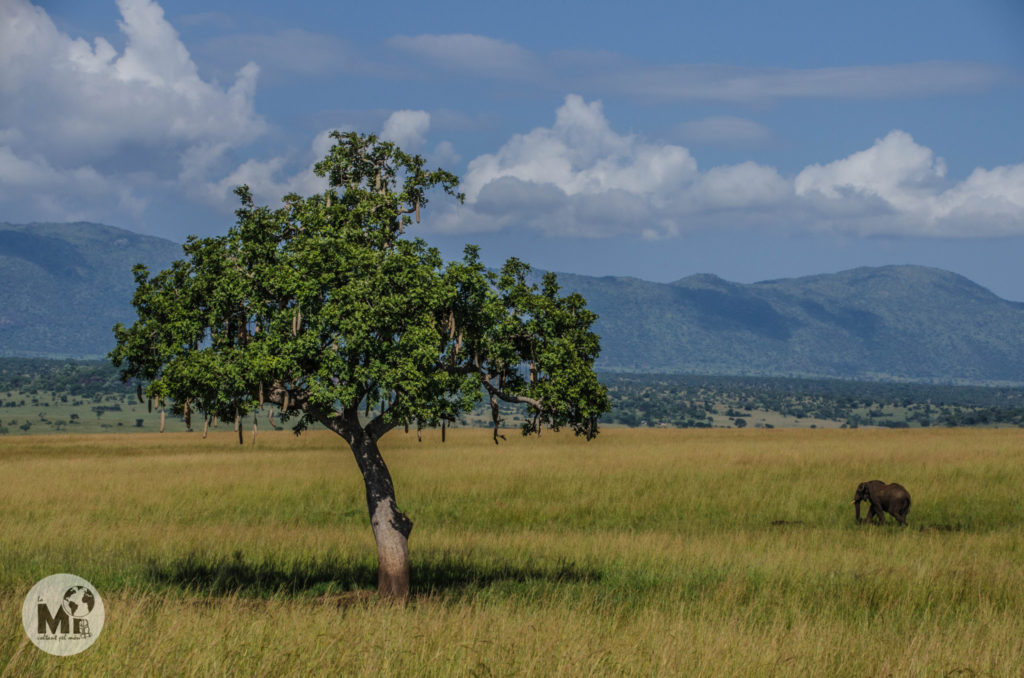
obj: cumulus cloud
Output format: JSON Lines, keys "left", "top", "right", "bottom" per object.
{"left": 0, "top": 0, "right": 265, "bottom": 225}
{"left": 3, "top": 3, "right": 1019, "bottom": 242}
{"left": 796, "top": 131, "right": 1024, "bottom": 235}
{"left": 796, "top": 131, "right": 947, "bottom": 205}
{"left": 431, "top": 141, "right": 461, "bottom": 167}
{"left": 937, "top": 165, "right": 1024, "bottom": 227}
{"left": 438, "top": 96, "right": 1024, "bottom": 239}
{"left": 381, "top": 110, "right": 431, "bottom": 149}
{"left": 210, "top": 109, "right": 458, "bottom": 207}
{"left": 463, "top": 95, "right": 698, "bottom": 202}
{"left": 1, "top": 0, "right": 264, "bottom": 159}
{"left": 687, "top": 162, "right": 790, "bottom": 212}
{"left": 205, "top": 111, "right": 446, "bottom": 207}
{"left": 199, "top": 131, "right": 332, "bottom": 206}
{"left": 439, "top": 95, "right": 787, "bottom": 238}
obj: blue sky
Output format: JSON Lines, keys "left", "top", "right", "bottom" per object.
{"left": 3, "top": 0, "right": 1023, "bottom": 298}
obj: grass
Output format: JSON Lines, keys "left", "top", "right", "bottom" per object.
{"left": 1, "top": 427, "right": 1023, "bottom": 676}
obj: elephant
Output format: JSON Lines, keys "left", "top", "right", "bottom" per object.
{"left": 853, "top": 480, "right": 911, "bottom": 526}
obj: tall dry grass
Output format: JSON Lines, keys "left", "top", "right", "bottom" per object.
{"left": 1, "top": 427, "right": 1023, "bottom": 676}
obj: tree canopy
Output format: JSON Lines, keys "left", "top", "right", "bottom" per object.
{"left": 111, "top": 131, "right": 610, "bottom": 598}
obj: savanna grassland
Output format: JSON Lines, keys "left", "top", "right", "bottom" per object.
{"left": 2, "top": 427, "right": 1023, "bottom": 676}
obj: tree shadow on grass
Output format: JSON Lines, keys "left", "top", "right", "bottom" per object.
{"left": 145, "top": 550, "right": 600, "bottom": 599}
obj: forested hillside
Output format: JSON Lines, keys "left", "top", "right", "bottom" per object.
{"left": 551, "top": 266, "right": 1024, "bottom": 383}
{"left": 0, "top": 222, "right": 181, "bottom": 357}
{"left": 3, "top": 222, "right": 1024, "bottom": 384}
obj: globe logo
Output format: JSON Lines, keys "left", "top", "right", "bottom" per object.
{"left": 22, "top": 573, "right": 105, "bottom": 656}
{"left": 61, "top": 586, "right": 96, "bottom": 618}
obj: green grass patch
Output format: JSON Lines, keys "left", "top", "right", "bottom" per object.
{"left": 1, "top": 428, "right": 1022, "bottom": 675}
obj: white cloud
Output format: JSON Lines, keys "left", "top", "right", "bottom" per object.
{"left": 199, "top": 132, "right": 332, "bottom": 206}
{"left": 2, "top": 2, "right": 1019, "bottom": 243}
{"left": 795, "top": 131, "right": 1024, "bottom": 236}
{"left": 1, "top": 0, "right": 264, "bottom": 158}
{"left": 311, "top": 129, "right": 338, "bottom": 160}
{"left": 440, "top": 96, "right": 1024, "bottom": 239}
{"left": 381, "top": 110, "right": 431, "bottom": 149}
{"left": 442, "top": 95, "right": 785, "bottom": 238}
{"left": 794, "top": 131, "right": 946, "bottom": 227}
{"left": 431, "top": 141, "right": 461, "bottom": 167}
{"left": 937, "top": 165, "right": 1024, "bottom": 227}
{"left": 687, "top": 162, "right": 790, "bottom": 212}
{"left": 463, "top": 95, "right": 697, "bottom": 202}
{"left": 796, "top": 131, "right": 947, "bottom": 213}
{"left": 204, "top": 109, "right": 440, "bottom": 208}
{"left": 0, "top": 0, "right": 265, "bottom": 224}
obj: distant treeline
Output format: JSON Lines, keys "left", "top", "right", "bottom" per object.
{"left": 0, "top": 357, "right": 135, "bottom": 398}
{"left": 601, "top": 373, "right": 1024, "bottom": 428}
{"left": 3, "top": 358, "right": 1024, "bottom": 429}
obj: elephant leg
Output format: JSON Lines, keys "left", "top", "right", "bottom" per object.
{"left": 870, "top": 504, "right": 885, "bottom": 524}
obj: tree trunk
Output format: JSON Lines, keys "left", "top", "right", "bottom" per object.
{"left": 350, "top": 433, "right": 413, "bottom": 601}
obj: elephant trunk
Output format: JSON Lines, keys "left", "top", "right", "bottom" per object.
{"left": 853, "top": 499, "right": 862, "bottom": 523}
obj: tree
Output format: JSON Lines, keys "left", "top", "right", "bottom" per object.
{"left": 110, "top": 132, "right": 610, "bottom": 600}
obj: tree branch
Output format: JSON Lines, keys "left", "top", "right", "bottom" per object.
{"left": 480, "top": 377, "right": 543, "bottom": 410}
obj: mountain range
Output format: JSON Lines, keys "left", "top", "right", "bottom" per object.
{"left": 553, "top": 268, "right": 1024, "bottom": 383}
{"left": 0, "top": 222, "right": 181, "bottom": 359}
{"left": 2, "top": 221, "right": 1023, "bottom": 384}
